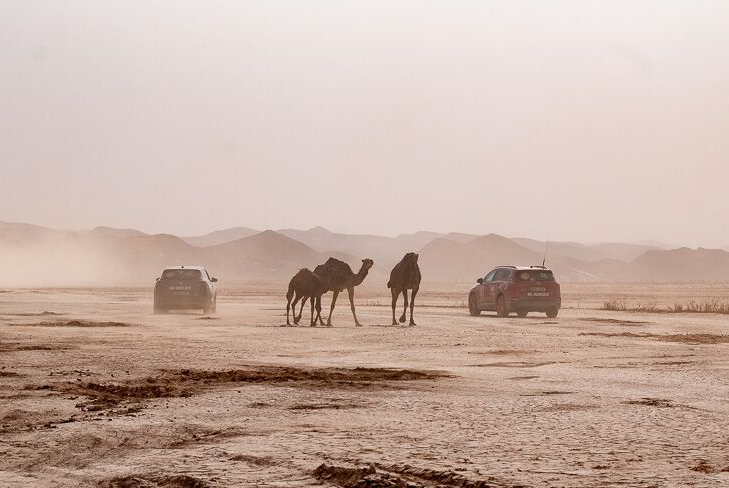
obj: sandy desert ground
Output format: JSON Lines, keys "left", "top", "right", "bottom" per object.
{"left": 2, "top": 283, "right": 729, "bottom": 487}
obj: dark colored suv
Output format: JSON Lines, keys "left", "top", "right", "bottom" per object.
{"left": 154, "top": 266, "right": 218, "bottom": 314}
{"left": 468, "top": 266, "right": 561, "bottom": 318}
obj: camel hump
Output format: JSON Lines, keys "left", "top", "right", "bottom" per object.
{"left": 323, "top": 257, "right": 346, "bottom": 267}
{"left": 320, "top": 257, "right": 353, "bottom": 275}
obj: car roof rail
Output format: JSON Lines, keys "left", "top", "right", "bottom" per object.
{"left": 530, "top": 265, "right": 548, "bottom": 269}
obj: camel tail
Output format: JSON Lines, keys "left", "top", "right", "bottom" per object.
{"left": 286, "top": 281, "right": 295, "bottom": 300}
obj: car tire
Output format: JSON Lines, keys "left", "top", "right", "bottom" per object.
{"left": 211, "top": 296, "right": 217, "bottom": 314}
{"left": 468, "top": 294, "right": 481, "bottom": 316}
{"left": 496, "top": 295, "right": 509, "bottom": 317}
{"left": 202, "top": 292, "right": 214, "bottom": 315}
{"left": 546, "top": 308, "right": 559, "bottom": 318}
{"left": 516, "top": 310, "right": 528, "bottom": 318}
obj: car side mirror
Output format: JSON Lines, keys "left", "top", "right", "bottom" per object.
{"left": 211, "top": 277, "right": 218, "bottom": 283}
{"left": 477, "top": 278, "right": 483, "bottom": 284}
{"left": 156, "top": 277, "right": 160, "bottom": 282}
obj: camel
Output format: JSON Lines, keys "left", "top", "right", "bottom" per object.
{"left": 285, "top": 268, "right": 325, "bottom": 326}
{"left": 387, "top": 252, "right": 421, "bottom": 326}
{"left": 314, "top": 257, "right": 374, "bottom": 327}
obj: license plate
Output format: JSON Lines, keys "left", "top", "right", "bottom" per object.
{"left": 171, "top": 291, "right": 190, "bottom": 296}
{"left": 528, "top": 292, "right": 550, "bottom": 297}
{"left": 170, "top": 286, "right": 191, "bottom": 291}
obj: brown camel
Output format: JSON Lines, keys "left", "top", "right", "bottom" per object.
{"left": 387, "top": 252, "right": 421, "bottom": 326}
{"left": 285, "top": 268, "right": 325, "bottom": 326}
{"left": 314, "top": 257, "right": 374, "bottom": 327}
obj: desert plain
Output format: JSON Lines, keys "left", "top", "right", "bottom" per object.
{"left": 2, "top": 282, "right": 729, "bottom": 488}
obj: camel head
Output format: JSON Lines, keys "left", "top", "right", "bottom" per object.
{"left": 361, "top": 258, "right": 374, "bottom": 271}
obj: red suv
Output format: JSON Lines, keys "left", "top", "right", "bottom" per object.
{"left": 468, "top": 266, "right": 561, "bottom": 318}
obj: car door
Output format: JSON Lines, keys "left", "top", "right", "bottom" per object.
{"left": 494, "top": 268, "right": 512, "bottom": 302}
{"left": 479, "top": 269, "right": 497, "bottom": 308}
{"left": 489, "top": 269, "right": 509, "bottom": 305}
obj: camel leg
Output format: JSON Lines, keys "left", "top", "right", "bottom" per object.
{"left": 390, "top": 287, "right": 399, "bottom": 326}
{"left": 326, "top": 291, "right": 339, "bottom": 327}
{"left": 409, "top": 286, "right": 418, "bottom": 326}
{"left": 310, "top": 295, "right": 316, "bottom": 326}
{"left": 291, "top": 294, "right": 302, "bottom": 325}
{"left": 296, "top": 296, "right": 308, "bottom": 324}
{"left": 286, "top": 284, "right": 295, "bottom": 325}
{"left": 399, "top": 289, "right": 408, "bottom": 324}
{"left": 348, "top": 287, "right": 362, "bottom": 327}
{"left": 316, "top": 296, "right": 325, "bottom": 326}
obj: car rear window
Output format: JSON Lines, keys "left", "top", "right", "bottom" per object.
{"left": 162, "top": 269, "right": 202, "bottom": 280}
{"left": 517, "top": 270, "right": 555, "bottom": 282}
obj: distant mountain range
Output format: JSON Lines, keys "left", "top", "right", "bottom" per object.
{"left": 0, "top": 220, "right": 727, "bottom": 286}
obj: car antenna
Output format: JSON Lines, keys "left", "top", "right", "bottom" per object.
{"left": 542, "top": 241, "right": 549, "bottom": 267}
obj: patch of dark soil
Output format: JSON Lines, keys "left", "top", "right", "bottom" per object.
{"left": 581, "top": 332, "right": 648, "bottom": 339}
{"left": 75, "top": 399, "right": 144, "bottom": 416}
{"left": 68, "top": 381, "right": 189, "bottom": 404}
{"left": 508, "top": 375, "right": 539, "bottom": 380}
{"left": 689, "top": 460, "right": 728, "bottom": 474}
{"left": 581, "top": 332, "right": 729, "bottom": 344}
{"left": 625, "top": 398, "right": 674, "bottom": 408}
{"left": 0, "top": 342, "right": 76, "bottom": 352}
{"left": 314, "top": 464, "right": 387, "bottom": 488}
{"left": 12, "top": 320, "right": 132, "bottom": 327}
{"left": 313, "top": 463, "right": 515, "bottom": 488}
{"left": 474, "top": 361, "right": 555, "bottom": 368}
{"left": 582, "top": 317, "right": 648, "bottom": 326}
{"left": 0, "top": 370, "right": 21, "bottom": 377}
{"left": 658, "top": 334, "right": 729, "bottom": 344}
{"left": 167, "top": 427, "right": 253, "bottom": 449}
{"left": 522, "top": 390, "right": 573, "bottom": 396}
{"left": 49, "top": 369, "right": 94, "bottom": 377}
{"left": 196, "top": 316, "right": 219, "bottom": 320}
{"left": 289, "top": 402, "right": 363, "bottom": 411}
{"left": 381, "top": 463, "right": 516, "bottom": 487}
{"left": 172, "top": 366, "right": 444, "bottom": 385}
{"left": 98, "top": 474, "right": 209, "bottom": 488}
{"left": 0, "top": 408, "right": 77, "bottom": 433}
{"left": 230, "top": 454, "right": 277, "bottom": 466}
{"left": 5, "top": 311, "right": 65, "bottom": 317}
{"left": 469, "top": 350, "right": 533, "bottom": 356}
{"left": 58, "top": 366, "right": 447, "bottom": 412}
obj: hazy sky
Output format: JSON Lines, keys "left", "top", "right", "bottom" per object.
{"left": 2, "top": 1, "right": 728, "bottom": 246}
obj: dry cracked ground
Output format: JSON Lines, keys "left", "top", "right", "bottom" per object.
{"left": 2, "top": 283, "right": 729, "bottom": 487}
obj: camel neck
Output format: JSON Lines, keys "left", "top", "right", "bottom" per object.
{"left": 353, "top": 267, "right": 370, "bottom": 286}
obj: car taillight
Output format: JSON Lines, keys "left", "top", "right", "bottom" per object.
{"left": 199, "top": 281, "right": 207, "bottom": 290}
